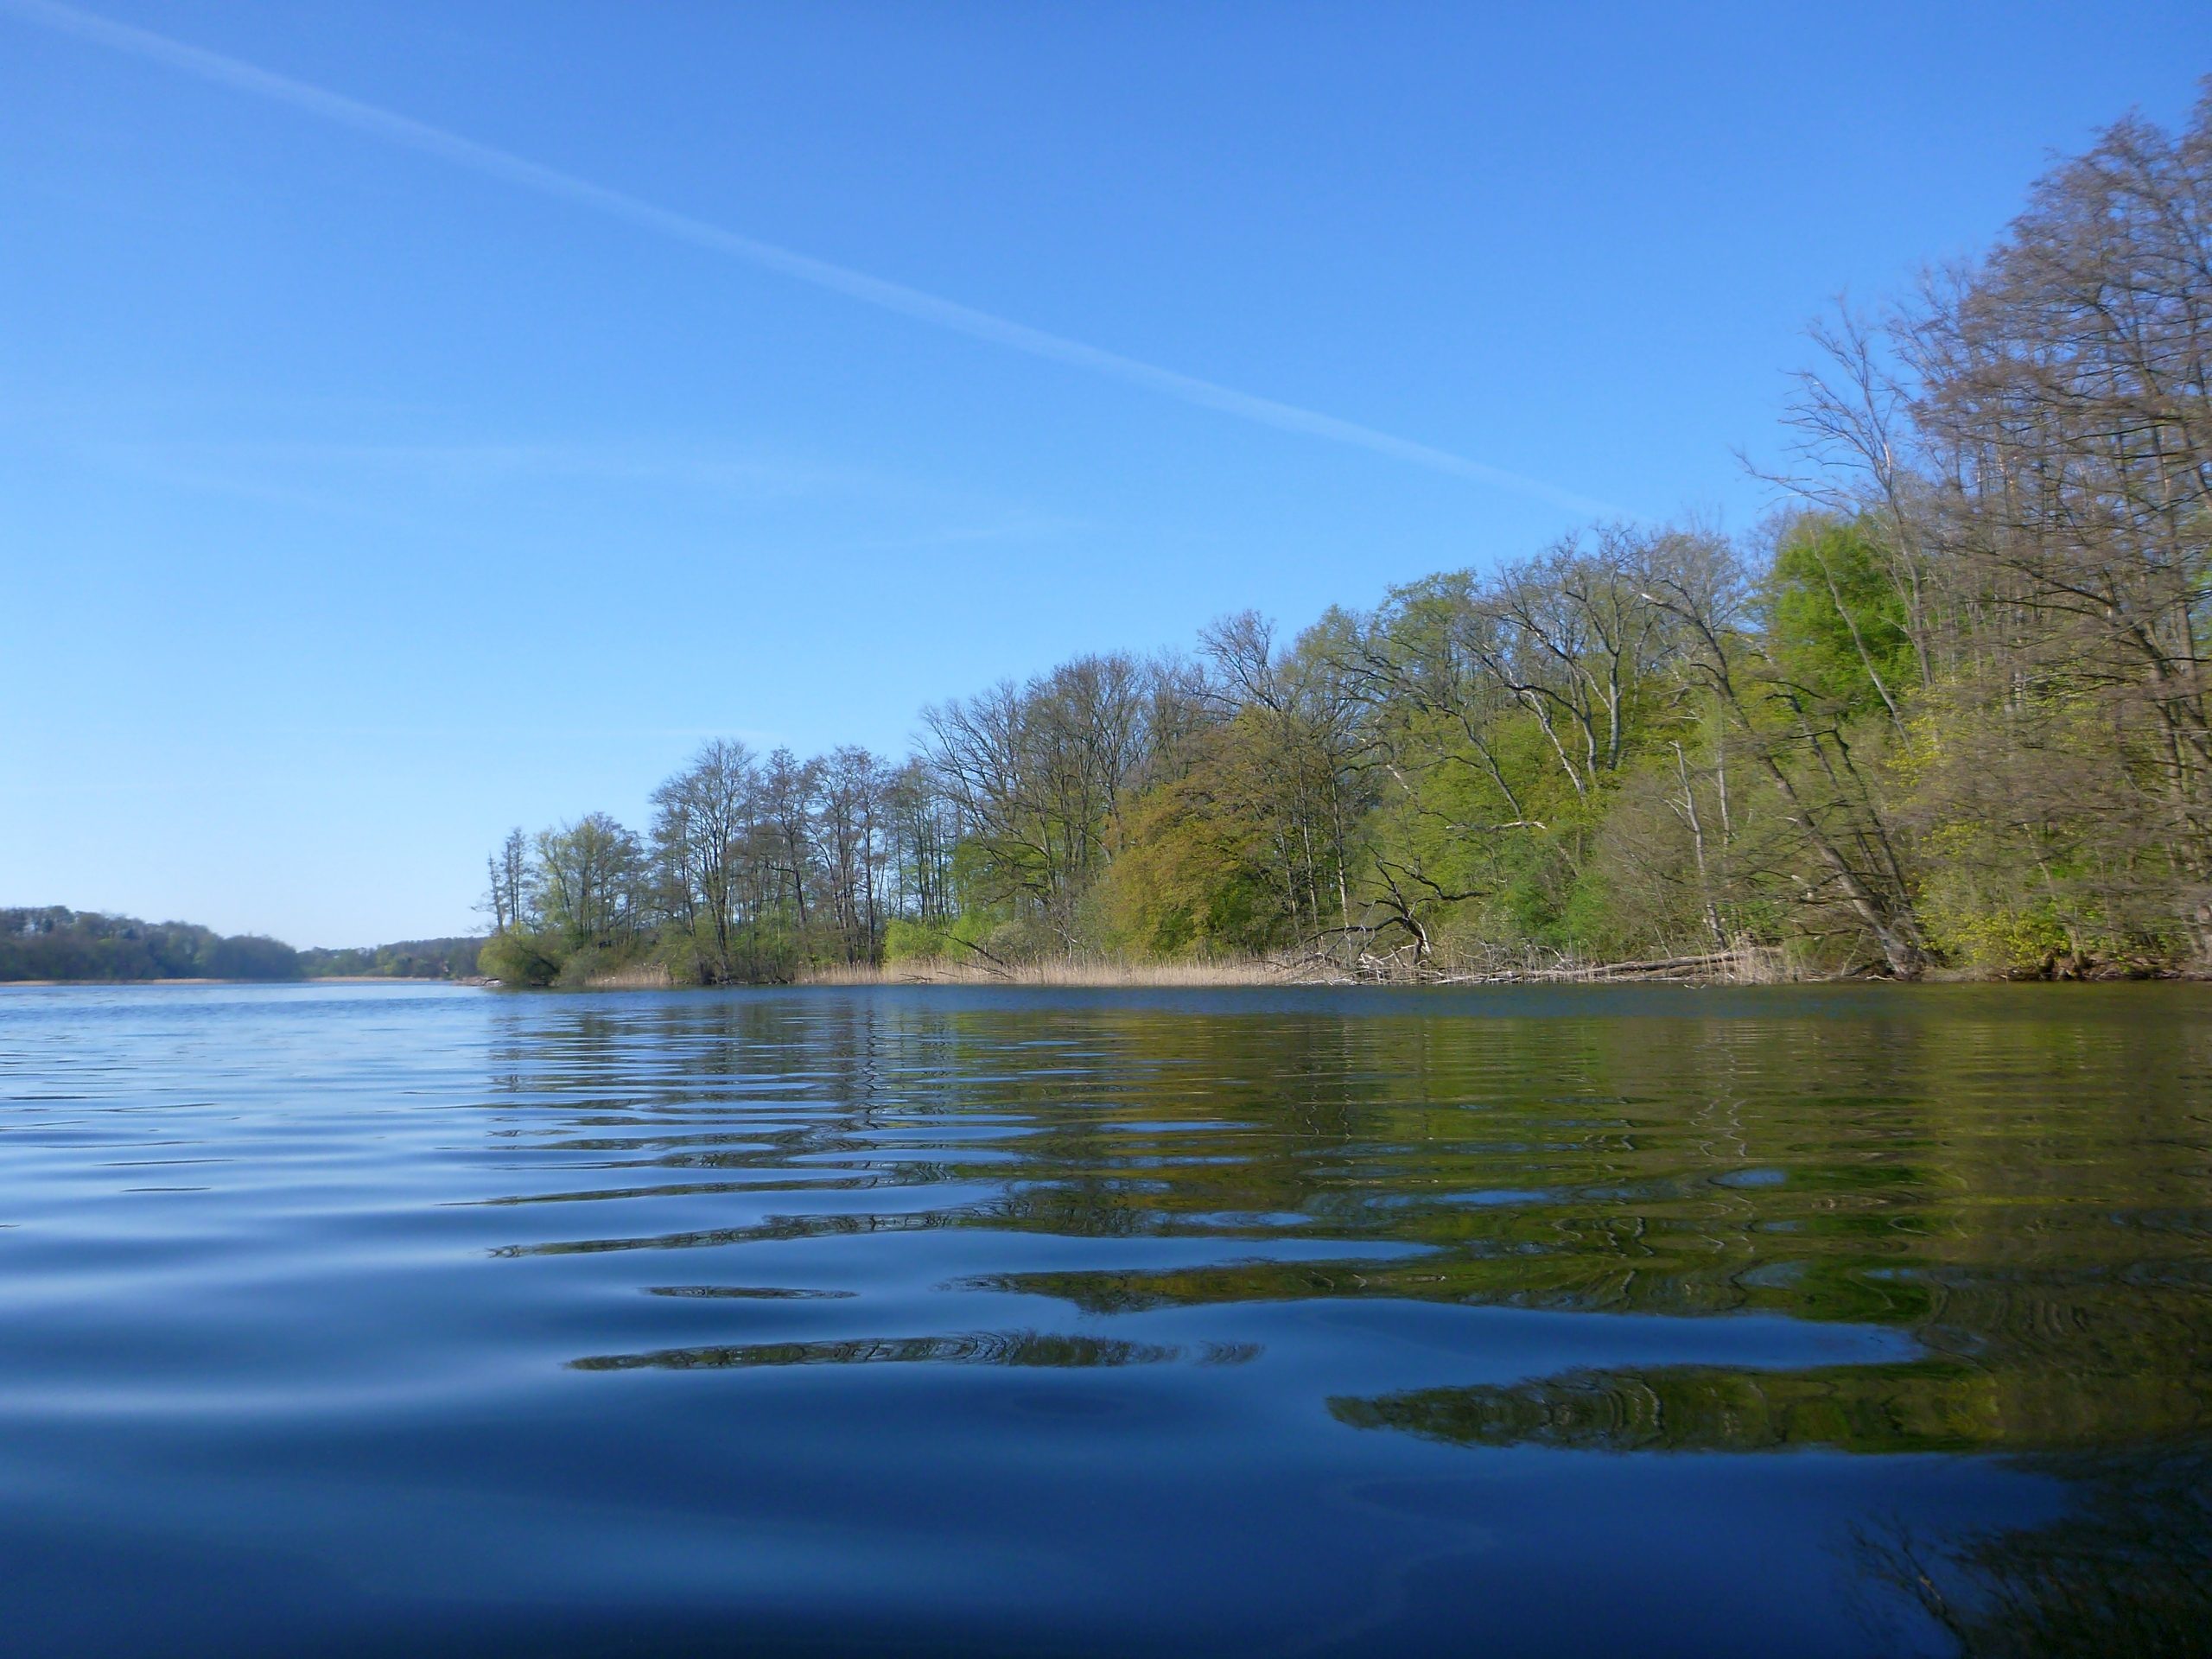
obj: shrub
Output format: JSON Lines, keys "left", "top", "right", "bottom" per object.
{"left": 478, "top": 931, "right": 563, "bottom": 987}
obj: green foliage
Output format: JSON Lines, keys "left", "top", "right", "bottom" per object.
{"left": 1096, "top": 761, "right": 1285, "bottom": 957}
{"left": 478, "top": 931, "right": 563, "bottom": 987}
{"left": 881, "top": 910, "right": 1020, "bottom": 967}
{"left": 0, "top": 908, "right": 302, "bottom": 982}
{"left": 204, "top": 934, "right": 305, "bottom": 981}
{"left": 653, "top": 930, "right": 709, "bottom": 987}
{"left": 298, "top": 938, "right": 481, "bottom": 979}
{"left": 554, "top": 946, "right": 604, "bottom": 989}
{"left": 882, "top": 918, "right": 948, "bottom": 963}
{"left": 1921, "top": 889, "right": 2077, "bottom": 976}
{"left": 1763, "top": 516, "right": 1916, "bottom": 715}
{"left": 481, "top": 85, "right": 2212, "bottom": 988}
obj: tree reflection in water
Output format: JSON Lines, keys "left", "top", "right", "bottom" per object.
{"left": 1855, "top": 1452, "right": 2212, "bottom": 1659}
{"left": 486, "top": 985, "right": 2212, "bottom": 1649}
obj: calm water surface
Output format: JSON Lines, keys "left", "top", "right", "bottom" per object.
{"left": 2, "top": 982, "right": 2207, "bottom": 1656}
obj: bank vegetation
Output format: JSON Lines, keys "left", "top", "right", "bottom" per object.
{"left": 480, "top": 92, "right": 2212, "bottom": 989}
{"left": 0, "top": 909, "right": 482, "bottom": 983}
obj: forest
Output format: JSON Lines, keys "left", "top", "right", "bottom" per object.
{"left": 0, "top": 908, "right": 303, "bottom": 982}
{"left": 296, "top": 938, "right": 483, "bottom": 980}
{"left": 479, "top": 92, "right": 2212, "bottom": 988}
{"left": 0, "top": 910, "right": 481, "bottom": 983}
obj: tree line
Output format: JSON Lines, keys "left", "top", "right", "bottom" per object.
{"left": 480, "top": 90, "right": 2212, "bottom": 986}
{"left": 296, "top": 938, "right": 483, "bottom": 979}
{"left": 0, "top": 908, "right": 303, "bottom": 982}
{"left": 0, "top": 909, "right": 483, "bottom": 983}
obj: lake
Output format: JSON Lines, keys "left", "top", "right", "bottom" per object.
{"left": 1, "top": 982, "right": 2206, "bottom": 1656}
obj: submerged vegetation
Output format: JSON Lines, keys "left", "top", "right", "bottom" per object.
{"left": 482, "top": 93, "right": 2212, "bottom": 988}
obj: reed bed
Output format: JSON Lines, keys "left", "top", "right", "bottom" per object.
{"left": 798, "top": 956, "right": 1294, "bottom": 988}
{"left": 583, "top": 962, "right": 677, "bottom": 990}
{"left": 798, "top": 941, "right": 1793, "bottom": 988}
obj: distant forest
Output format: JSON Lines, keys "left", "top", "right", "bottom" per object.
{"left": 0, "top": 909, "right": 480, "bottom": 983}
{"left": 297, "top": 939, "right": 482, "bottom": 980}
{"left": 478, "top": 92, "right": 2212, "bottom": 987}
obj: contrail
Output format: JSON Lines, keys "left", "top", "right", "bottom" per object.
{"left": 8, "top": 0, "right": 1625, "bottom": 516}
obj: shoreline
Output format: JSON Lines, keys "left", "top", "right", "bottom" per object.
{"left": 10, "top": 958, "right": 2198, "bottom": 991}
{"left": 0, "top": 976, "right": 479, "bottom": 988}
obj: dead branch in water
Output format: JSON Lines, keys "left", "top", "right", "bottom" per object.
{"left": 798, "top": 942, "right": 1791, "bottom": 988}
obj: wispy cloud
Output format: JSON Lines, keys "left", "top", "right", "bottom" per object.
{"left": 92, "top": 435, "right": 848, "bottom": 497}
{"left": 35, "top": 426, "right": 1090, "bottom": 556}
{"left": 8, "top": 0, "right": 1628, "bottom": 518}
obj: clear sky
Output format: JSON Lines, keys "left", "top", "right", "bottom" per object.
{"left": 5, "top": 2, "right": 2208, "bottom": 947}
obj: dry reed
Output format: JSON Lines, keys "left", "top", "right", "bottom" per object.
{"left": 584, "top": 962, "right": 677, "bottom": 990}
{"left": 798, "top": 941, "right": 1794, "bottom": 988}
{"left": 797, "top": 956, "right": 1295, "bottom": 988}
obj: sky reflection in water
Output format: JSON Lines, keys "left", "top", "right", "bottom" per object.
{"left": 0, "top": 981, "right": 2207, "bottom": 1656}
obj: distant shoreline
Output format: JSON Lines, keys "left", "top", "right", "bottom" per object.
{"left": 0, "top": 976, "right": 486, "bottom": 988}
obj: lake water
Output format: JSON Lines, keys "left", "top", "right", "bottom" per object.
{"left": 2, "top": 982, "right": 2207, "bottom": 1656}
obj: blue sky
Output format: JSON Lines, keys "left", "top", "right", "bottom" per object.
{"left": 5, "top": 2, "right": 2208, "bottom": 947}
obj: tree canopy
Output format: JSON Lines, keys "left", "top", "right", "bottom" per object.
{"left": 444, "top": 87, "right": 2201, "bottom": 984}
